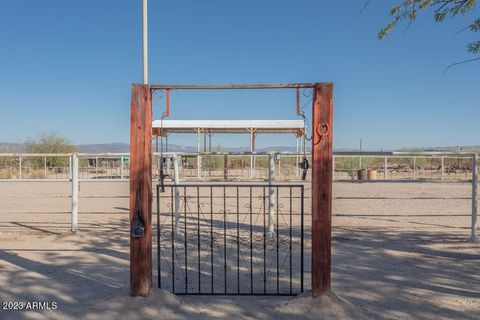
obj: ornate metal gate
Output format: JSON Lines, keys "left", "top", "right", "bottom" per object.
{"left": 156, "top": 184, "right": 304, "bottom": 295}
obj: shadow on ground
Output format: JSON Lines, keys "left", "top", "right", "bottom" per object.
{"left": 0, "top": 216, "right": 479, "bottom": 319}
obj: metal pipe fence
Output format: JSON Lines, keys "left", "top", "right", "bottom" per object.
{"left": 0, "top": 151, "right": 478, "bottom": 240}
{"left": 0, "top": 152, "right": 477, "bottom": 183}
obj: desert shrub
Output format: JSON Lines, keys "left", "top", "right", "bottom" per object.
{"left": 25, "top": 131, "right": 77, "bottom": 168}
{"left": 334, "top": 157, "right": 360, "bottom": 180}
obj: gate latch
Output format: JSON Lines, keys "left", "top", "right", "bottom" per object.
{"left": 159, "top": 157, "right": 169, "bottom": 193}
{"left": 299, "top": 157, "right": 309, "bottom": 181}
{"left": 131, "top": 188, "right": 145, "bottom": 238}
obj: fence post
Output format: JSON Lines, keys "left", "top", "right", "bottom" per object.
{"left": 384, "top": 157, "right": 388, "bottom": 180}
{"left": 173, "top": 154, "right": 181, "bottom": 235}
{"left": 267, "top": 152, "right": 276, "bottom": 237}
{"left": 332, "top": 156, "right": 335, "bottom": 181}
{"left": 197, "top": 129, "right": 201, "bottom": 179}
{"left": 250, "top": 129, "right": 255, "bottom": 179}
{"left": 441, "top": 157, "right": 444, "bottom": 181}
{"left": 311, "top": 83, "right": 333, "bottom": 297}
{"left": 71, "top": 153, "right": 78, "bottom": 233}
{"left": 296, "top": 136, "right": 300, "bottom": 178}
{"left": 19, "top": 156, "right": 22, "bottom": 180}
{"left": 224, "top": 154, "right": 228, "bottom": 180}
{"left": 44, "top": 156, "right": 47, "bottom": 179}
{"left": 166, "top": 157, "right": 171, "bottom": 176}
{"left": 413, "top": 156, "right": 416, "bottom": 181}
{"left": 120, "top": 156, "right": 124, "bottom": 179}
{"left": 69, "top": 156, "right": 72, "bottom": 180}
{"left": 278, "top": 156, "right": 281, "bottom": 179}
{"left": 469, "top": 153, "right": 478, "bottom": 241}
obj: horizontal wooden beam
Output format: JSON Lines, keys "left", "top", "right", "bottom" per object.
{"left": 150, "top": 83, "right": 316, "bottom": 90}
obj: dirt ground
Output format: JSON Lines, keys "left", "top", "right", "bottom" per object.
{"left": 0, "top": 181, "right": 479, "bottom": 319}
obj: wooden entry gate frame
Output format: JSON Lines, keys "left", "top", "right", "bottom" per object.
{"left": 129, "top": 82, "right": 334, "bottom": 297}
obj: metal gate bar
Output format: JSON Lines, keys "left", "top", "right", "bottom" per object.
{"left": 157, "top": 184, "right": 304, "bottom": 296}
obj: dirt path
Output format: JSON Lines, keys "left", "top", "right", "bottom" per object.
{"left": 0, "top": 182, "right": 478, "bottom": 319}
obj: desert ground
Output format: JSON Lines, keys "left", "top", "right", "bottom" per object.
{"left": 0, "top": 181, "right": 479, "bottom": 319}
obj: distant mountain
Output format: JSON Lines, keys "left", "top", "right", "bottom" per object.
{"left": 0, "top": 142, "right": 25, "bottom": 152}
{"left": 397, "top": 146, "right": 480, "bottom": 153}
{"left": 77, "top": 143, "right": 129, "bottom": 153}
{"left": 3, "top": 140, "right": 476, "bottom": 154}
{"left": 0, "top": 142, "right": 134, "bottom": 153}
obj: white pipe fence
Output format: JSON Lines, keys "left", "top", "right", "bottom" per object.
{"left": 469, "top": 153, "right": 478, "bottom": 241}
{"left": 0, "top": 151, "right": 478, "bottom": 239}
{"left": 71, "top": 154, "right": 78, "bottom": 233}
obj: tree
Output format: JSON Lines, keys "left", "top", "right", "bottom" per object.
{"left": 25, "top": 131, "right": 78, "bottom": 168}
{"left": 0, "top": 146, "right": 11, "bottom": 171}
{"left": 26, "top": 131, "right": 78, "bottom": 153}
{"left": 376, "top": 0, "right": 479, "bottom": 67}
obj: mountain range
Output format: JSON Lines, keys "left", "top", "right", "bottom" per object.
{"left": 1, "top": 141, "right": 479, "bottom": 153}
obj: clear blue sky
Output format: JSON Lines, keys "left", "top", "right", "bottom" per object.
{"left": 0, "top": 0, "right": 478, "bottom": 150}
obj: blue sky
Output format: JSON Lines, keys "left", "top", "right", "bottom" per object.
{"left": 0, "top": 0, "right": 478, "bottom": 150}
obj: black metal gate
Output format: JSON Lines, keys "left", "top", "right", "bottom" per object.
{"left": 156, "top": 184, "right": 304, "bottom": 295}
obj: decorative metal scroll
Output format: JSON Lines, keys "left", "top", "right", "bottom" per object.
{"left": 156, "top": 184, "right": 304, "bottom": 295}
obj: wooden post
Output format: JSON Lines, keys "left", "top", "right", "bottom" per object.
{"left": 129, "top": 83, "right": 152, "bottom": 297}
{"left": 311, "top": 82, "right": 333, "bottom": 296}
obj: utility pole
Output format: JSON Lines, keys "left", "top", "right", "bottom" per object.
{"left": 142, "top": 0, "right": 148, "bottom": 84}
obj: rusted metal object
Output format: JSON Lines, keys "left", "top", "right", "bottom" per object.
{"left": 357, "top": 169, "right": 367, "bottom": 180}
{"left": 311, "top": 82, "right": 333, "bottom": 297}
{"left": 296, "top": 87, "right": 301, "bottom": 116}
{"left": 165, "top": 89, "right": 170, "bottom": 117}
{"left": 130, "top": 84, "right": 153, "bottom": 297}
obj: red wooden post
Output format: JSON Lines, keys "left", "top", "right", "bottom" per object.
{"left": 311, "top": 82, "right": 333, "bottom": 297}
{"left": 130, "top": 83, "right": 153, "bottom": 297}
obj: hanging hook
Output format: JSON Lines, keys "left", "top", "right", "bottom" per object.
{"left": 313, "top": 123, "right": 329, "bottom": 145}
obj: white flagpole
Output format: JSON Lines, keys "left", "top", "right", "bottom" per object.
{"left": 142, "top": 0, "right": 148, "bottom": 84}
